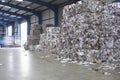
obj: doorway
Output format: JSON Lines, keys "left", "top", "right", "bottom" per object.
{"left": 20, "top": 22, "right": 27, "bottom": 46}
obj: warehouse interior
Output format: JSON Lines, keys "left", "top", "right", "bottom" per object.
{"left": 0, "top": 0, "right": 120, "bottom": 80}
{"left": 0, "top": 0, "right": 74, "bottom": 47}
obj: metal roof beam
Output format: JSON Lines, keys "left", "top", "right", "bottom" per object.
{"left": 25, "top": 0, "right": 57, "bottom": 11}
{"left": 0, "top": 9, "right": 29, "bottom": 19}
{"left": 0, "top": 23, "right": 5, "bottom": 26}
{"left": 0, "top": 1, "right": 41, "bottom": 15}
{"left": 0, "top": 19, "right": 11, "bottom": 23}
{"left": 0, "top": 23, "right": 7, "bottom": 27}
{"left": 0, "top": 21, "right": 7, "bottom": 24}
{"left": 113, "top": 0, "right": 120, "bottom": 2}
{"left": 0, "top": 15, "right": 20, "bottom": 21}
{"left": 58, "top": 0, "right": 80, "bottom": 7}
{"left": 0, "top": 21, "right": 8, "bottom": 26}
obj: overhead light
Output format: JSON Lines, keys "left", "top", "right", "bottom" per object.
{"left": 1, "top": 0, "right": 23, "bottom": 2}
{"left": 16, "top": 0, "right": 23, "bottom": 2}
{"left": 2, "top": 0, "right": 5, "bottom": 2}
{"left": 0, "top": 4, "right": 11, "bottom": 8}
{"left": 4, "top": 6, "right": 11, "bottom": 8}
{"left": 27, "top": 7, "right": 30, "bottom": 8}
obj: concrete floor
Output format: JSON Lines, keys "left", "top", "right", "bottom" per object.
{"left": 0, "top": 48, "right": 120, "bottom": 80}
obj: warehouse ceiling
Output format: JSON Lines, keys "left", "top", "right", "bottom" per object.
{"left": 0, "top": 0, "right": 119, "bottom": 25}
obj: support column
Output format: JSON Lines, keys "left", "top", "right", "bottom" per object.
{"left": 38, "top": 13, "right": 42, "bottom": 24}
{"left": 12, "top": 22, "right": 15, "bottom": 37}
{"left": 17, "top": 20, "right": 21, "bottom": 37}
{"left": 17, "top": 20, "right": 21, "bottom": 45}
{"left": 54, "top": 8, "right": 59, "bottom": 27}
{"left": 26, "top": 17, "right": 31, "bottom": 35}
{"left": 5, "top": 24, "right": 8, "bottom": 36}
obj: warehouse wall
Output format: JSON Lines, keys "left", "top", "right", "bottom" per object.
{"left": 30, "top": 15, "right": 39, "bottom": 28}
{"left": 41, "top": 8, "right": 63, "bottom": 26}
{"left": 30, "top": 8, "right": 63, "bottom": 27}
{"left": 42, "top": 9, "right": 54, "bottom": 25}
{"left": 12, "top": 20, "right": 28, "bottom": 45}
{"left": 0, "top": 27, "right": 5, "bottom": 39}
{"left": 30, "top": 9, "right": 55, "bottom": 28}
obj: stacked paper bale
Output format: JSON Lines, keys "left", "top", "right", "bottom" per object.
{"left": 46, "top": 27, "right": 60, "bottom": 54}
{"left": 39, "top": 33, "right": 47, "bottom": 52}
{"left": 28, "top": 24, "right": 53, "bottom": 51}
{"left": 28, "top": 24, "right": 43, "bottom": 51}
{"left": 38, "top": 27, "right": 60, "bottom": 53}
{"left": 57, "top": 0, "right": 120, "bottom": 64}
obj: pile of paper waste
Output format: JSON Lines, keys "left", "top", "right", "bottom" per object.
{"left": 25, "top": 0, "right": 120, "bottom": 75}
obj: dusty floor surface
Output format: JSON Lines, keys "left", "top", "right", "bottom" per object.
{"left": 0, "top": 48, "right": 119, "bottom": 80}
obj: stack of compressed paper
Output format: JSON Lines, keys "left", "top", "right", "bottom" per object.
{"left": 38, "top": 27, "right": 60, "bottom": 53}
{"left": 57, "top": 0, "right": 120, "bottom": 64}
{"left": 27, "top": 25, "right": 43, "bottom": 51}
{"left": 28, "top": 25, "right": 43, "bottom": 46}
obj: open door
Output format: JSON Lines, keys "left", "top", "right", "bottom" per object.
{"left": 20, "top": 22, "right": 27, "bottom": 47}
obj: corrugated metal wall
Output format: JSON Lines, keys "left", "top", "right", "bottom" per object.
{"left": 42, "top": 9, "right": 54, "bottom": 25}
{"left": 30, "top": 8, "right": 63, "bottom": 27}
